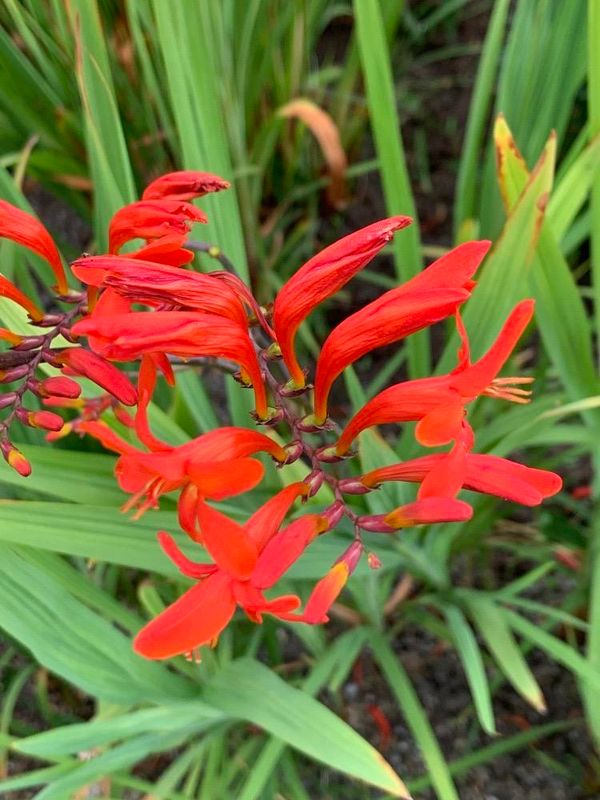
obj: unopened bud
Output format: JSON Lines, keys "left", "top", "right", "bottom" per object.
{"left": 47, "top": 422, "right": 73, "bottom": 442}
{"left": 367, "top": 552, "right": 383, "bottom": 570}
{"left": 297, "top": 413, "right": 332, "bottom": 433}
{"left": 113, "top": 405, "right": 135, "bottom": 428}
{"left": 14, "top": 335, "right": 45, "bottom": 351}
{"left": 59, "top": 327, "right": 79, "bottom": 344}
{"left": 0, "top": 364, "right": 30, "bottom": 383}
{"left": 321, "top": 500, "right": 345, "bottom": 530}
{"left": 304, "top": 469, "right": 325, "bottom": 498}
{"left": 335, "top": 540, "right": 363, "bottom": 573}
{"left": 338, "top": 477, "right": 371, "bottom": 495}
{"left": 42, "top": 396, "right": 84, "bottom": 409}
{"left": 357, "top": 514, "right": 396, "bottom": 533}
{"left": 554, "top": 546, "right": 582, "bottom": 572}
{"left": 1, "top": 441, "right": 31, "bottom": 477}
{"left": 19, "top": 409, "right": 65, "bottom": 432}
{"left": 37, "top": 314, "right": 64, "bottom": 327}
{"left": 0, "top": 392, "right": 17, "bottom": 410}
{"left": 38, "top": 376, "right": 82, "bottom": 399}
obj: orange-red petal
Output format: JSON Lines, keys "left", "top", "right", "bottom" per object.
{"left": 245, "top": 482, "right": 309, "bottom": 551}
{"left": 0, "top": 200, "right": 67, "bottom": 294}
{"left": 188, "top": 457, "right": 265, "bottom": 500}
{"left": 314, "top": 288, "right": 468, "bottom": 423}
{"left": 133, "top": 571, "right": 235, "bottom": 660}
{"left": 251, "top": 515, "right": 326, "bottom": 589}
{"left": 384, "top": 497, "right": 473, "bottom": 528}
{"left": 58, "top": 348, "right": 138, "bottom": 406}
{"left": 196, "top": 501, "right": 258, "bottom": 579}
{"left": 0, "top": 275, "right": 44, "bottom": 321}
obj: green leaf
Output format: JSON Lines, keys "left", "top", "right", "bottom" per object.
{"left": 203, "top": 657, "right": 409, "bottom": 798}
{"left": 504, "top": 608, "right": 600, "bottom": 690}
{"left": 444, "top": 604, "right": 495, "bottom": 735}
{"left": 67, "top": 0, "right": 136, "bottom": 243}
{"left": 0, "top": 544, "right": 193, "bottom": 703}
{"left": 17, "top": 704, "right": 225, "bottom": 758}
{"left": 353, "top": 0, "right": 427, "bottom": 377}
{"left": 461, "top": 591, "right": 545, "bottom": 712}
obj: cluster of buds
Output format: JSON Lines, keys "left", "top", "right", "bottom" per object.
{"left": 0, "top": 170, "right": 562, "bottom": 661}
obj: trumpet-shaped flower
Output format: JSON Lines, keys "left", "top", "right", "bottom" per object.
{"left": 336, "top": 299, "right": 534, "bottom": 453}
{"left": 71, "top": 255, "right": 247, "bottom": 325}
{"left": 134, "top": 489, "right": 326, "bottom": 659}
{"left": 72, "top": 310, "right": 269, "bottom": 418}
{"left": 273, "top": 216, "right": 412, "bottom": 387}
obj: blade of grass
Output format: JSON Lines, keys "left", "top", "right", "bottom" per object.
{"left": 454, "top": 0, "right": 511, "bottom": 238}
{"left": 444, "top": 604, "right": 495, "bottom": 735}
{"left": 353, "top": 0, "right": 426, "bottom": 378}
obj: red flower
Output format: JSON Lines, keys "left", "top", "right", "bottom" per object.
{"left": 313, "top": 241, "right": 490, "bottom": 425}
{"left": 336, "top": 299, "right": 534, "bottom": 454}
{"left": 77, "top": 354, "right": 284, "bottom": 525}
{"left": 142, "top": 170, "right": 230, "bottom": 202}
{"left": 72, "top": 255, "right": 247, "bottom": 325}
{"left": 273, "top": 217, "right": 412, "bottom": 387}
{"left": 134, "top": 489, "right": 325, "bottom": 660}
{"left": 72, "top": 310, "right": 269, "bottom": 418}
{"left": 108, "top": 199, "right": 207, "bottom": 253}
{"left": 0, "top": 200, "right": 68, "bottom": 294}
{"left": 356, "top": 452, "right": 562, "bottom": 507}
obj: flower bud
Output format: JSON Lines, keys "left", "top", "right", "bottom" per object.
{"left": 0, "top": 364, "right": 30, "bottom": 383}
{"left": 47, "top": 422, "right": 73, "bottom": 442}
{"left": 279, "top": 377, "right": 311, "bottom": 398}
{"left": 38, "top": 376, "right": 82, "bottom": 399}
{"left": 297, "top": 413, "right": 333, "bottom": 433}
{"left": 335, "top": 540, "right": 363, "bottom": 572}
{"left": 1, "top": 441, "right": 31, "bottom": 477}
{"left": 251, "top": 406, "right": 284, "bottom": 426}
{"left": 321, "top": 500, "right": 345, "bottom": 530}
{"left": 303, "top": 469, "right": 325, "bottom": 498}
{"left": 14, "top": 335, "right": 45, "bottom": 351}
{"left": 264, "top": 342, "right": 282, "bottom": 360}
{"left": 0, "top": 392, "right": 17, "bottom": 410}
{"left": 337, "top": 477, "right": 371, "bottom": 495}
{"left": 367, "top": 552, "right": 383, "bottom": 570}
{"left": 18, "top": 409, "right": 65, "bottom": 432}
{"left": 357, "top": 514, "right": 396, "bottom": 533}
{"left": 314, "top": 445, "right": 346, "bottom": 463}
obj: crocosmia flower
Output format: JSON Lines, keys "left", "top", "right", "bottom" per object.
{"left": 0, "top": 168, "right": 562, "bottom": 671}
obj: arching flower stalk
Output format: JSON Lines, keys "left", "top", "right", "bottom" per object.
{"left": 0, "top": 170, "right": 562, "bottom": 660}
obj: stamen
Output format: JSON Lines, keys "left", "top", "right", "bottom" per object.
{"left": 484, "top": 375, "right": 534, "bottom": 404}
